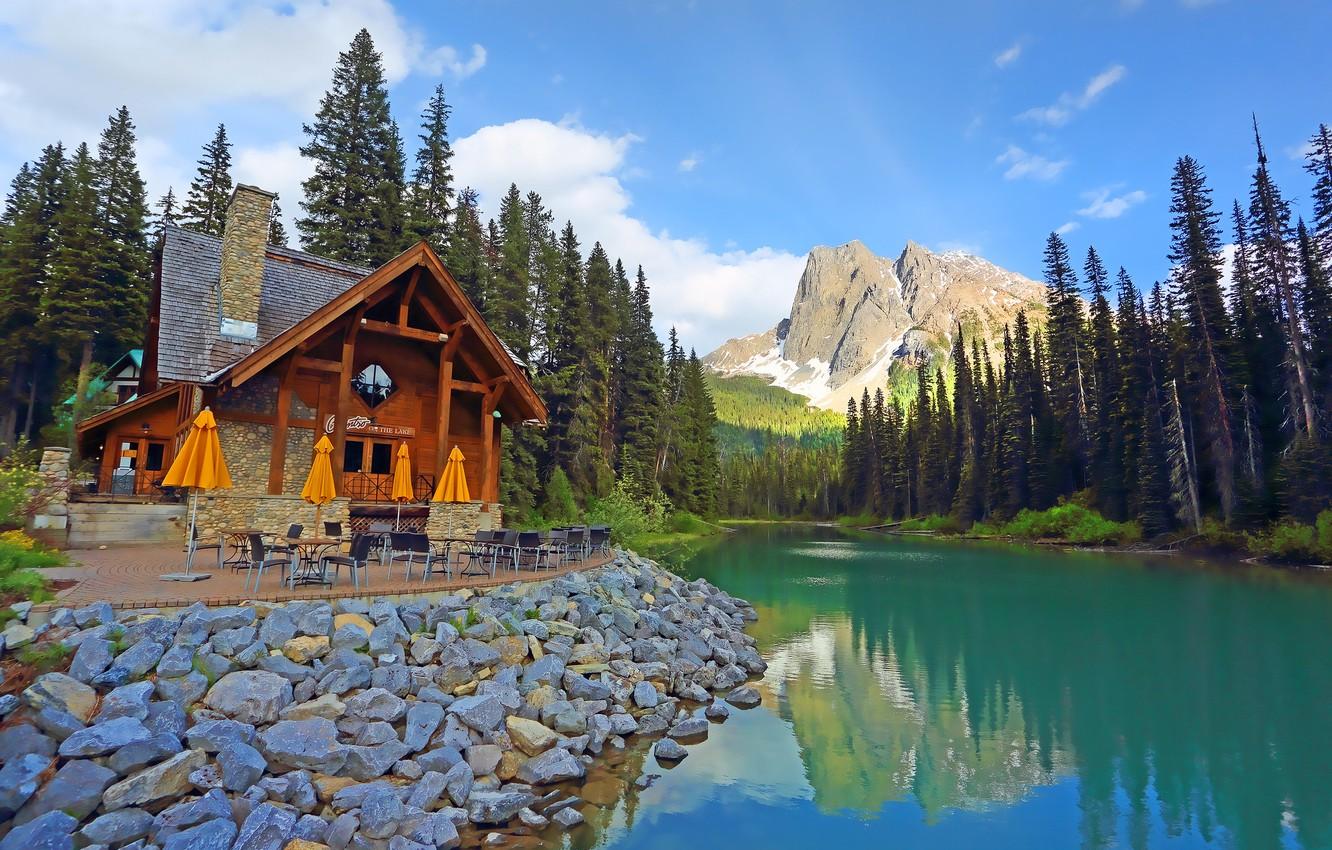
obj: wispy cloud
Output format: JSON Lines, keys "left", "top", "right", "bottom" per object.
{"left": 1077, "top": 186, "right": 1147, "bottom": 219}
{"left": 994, "top": 42, "right": 1023, "bottom": 69}
{"left": 678, "top": 154, "right": 701, "bottom": 173}
{"left": 1287, "top": 140, "right": 1315, "bottom": 161}
{"left": 1018, "top": 64, "right": 1127, "bottom": 126}
{"left": 1055, "top": 221, "right": 1081, "bottom": 235}
{"left": 996, "top": 145, "right": 1069, "bottom": 181}
{"left": 419, "top": 43, "right": 486, "bottom": 79}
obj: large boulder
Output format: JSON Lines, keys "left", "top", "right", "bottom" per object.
{"left": 446, "top": 695, "right": 503, "bottom": 732}
{"left": 101, "top": 748, "right": 207, "bottom": 811}
{"left": 505, "top": 716, "right": 560, "bottom": 756}
{"left": 160, "top": 818, "right": 237, "bottom": 850}
{"left": 15, "top": 758, "right": 116, "bottom": 823}
{"left": 0, "top": 810, "right": 77, "bottom": 850}
{"left": 204, "top": 671, "right": 293, "bottom": 724}
{"left": 515, "top": 747, "right": 586, "bottom": 785}
{"left": 232, "top": 803, "right": 297, "bottom": 850}
{"left": 257, "top": 718, "right": 348, "bottom": 774}
{"left": 58, "top": 716, "right": 153, "bottom": 757}
{"left": 23, "top": 673, "right": 97, "bottom": 722}
{"left": 0, "top": 753, "right": 49, "bottom": 814}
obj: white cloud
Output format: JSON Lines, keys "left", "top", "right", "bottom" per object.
{"left": 234, "top": 143, "right": 312, "bottom": 237}
{"left": 994, "top": 42, "right": 1023, "bottom": 69}
{"left": 1287, "top": 140, "right": 1316, "bottom": 161}
{"left": 678, "top": 154, "right": 700, "bottom": 173}
{"left": 1018, "top": 64, "right": 1127, "bottom": 126}
{"left": 996, "top": 145, "right": 1069, "bottom": 181}
{"left": 1077, "top": 186, "right": 1147, "bottom": 219}
{"left": 0, "top": 0, "right": 483, "bottom": 202}
{"left": 452, "top": 118, "right": 804, "bottom": 351}
{"left": 1055, "top": 221, "right": 1081, "bottom": 235}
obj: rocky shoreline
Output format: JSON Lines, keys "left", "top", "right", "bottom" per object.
{"left": 0, "top": 552, "right": 765, "bottom": 850}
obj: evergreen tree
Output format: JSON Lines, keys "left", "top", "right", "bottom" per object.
{"left": 298, "top": 29, "right": 406, "bottom": 265}
{"left": 1169, "top": 155, "right": 1239, "bottom": 520}
{"left": 154, "top": 187, "right": 178, "bottom": 232}
{"left": 1042, "top": 232, "right": 1089, "bottom": 494}
{"left": 180, "top": 123, "right": 233, "bottom": 237}
{"left": 268, "top": 198, "right": 288, "bottom": 247}
{"left": 444, "top": 187, "right": 489, "bottom": 309}
{"left": 1305, "top": 123, "right": 1332, "bottom": 263}
{"left": 407, "top": 84, "right": 454, "bottom": 250}
{"left": 93, "top": 106, "right": 150, "bottom": 362}
{"left": 491, "top": 184, "right": 531, "bottom": 355}
{"left": 1296, "top": 220, "right": 1332, "bottom": 423}
{"left": 1084, "top": 246, "right": 1124, "bottom": 517}
{"left": 613, "top": 266, "right": 664, "bottom": 492}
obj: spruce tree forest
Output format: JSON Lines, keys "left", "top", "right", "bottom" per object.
{"left": 2, "top": 27, "right": 1330, "bottom": 550}
{"left": 839, "top": 125, "right": 1332, "bottom": 547}
{"left": 0, "top": 29, "right": 720, "bottom": 528}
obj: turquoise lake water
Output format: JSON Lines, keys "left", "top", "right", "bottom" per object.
{"left": 538, "top": 524, "right": 1332, "bottom": 850}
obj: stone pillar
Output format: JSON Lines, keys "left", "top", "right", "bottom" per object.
{"left": 218, "top": 184, "right": 275, "bottom": 341}
{"left": 29, "top": 447, "right": 71, "bottom": 547}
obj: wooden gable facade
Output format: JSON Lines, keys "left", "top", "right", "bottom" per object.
{"left": 77, "top": 239, "right": 545, "bottom": 510}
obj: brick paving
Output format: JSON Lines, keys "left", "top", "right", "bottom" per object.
{"left": 45, "top": 543, "right": 612, "bottom": 611}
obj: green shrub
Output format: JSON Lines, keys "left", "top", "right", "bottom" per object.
{"left": 970, "top": 504, "right": 1140, "bottom": 545}
{"left": 541, "top": 468, "right": 578, "bottom": 526}
{"left": 586, "top": 478, "right": 670, "bottom": 543}
{"left": 898, "top": 515, "right": 961, "bottom": 533}
{"left": 0, "top": 539, "right": 59, "bottom": 601}
{"left": 17, "top": 642, "right": 71, "bottom": 672}
{"left": 1249, "top": 510, "right": 1332, "bottom": 563}
{"left": 837, "top": 512, "right": 880, "bottom": 528}
{"left": 669, "top": 512, "right": 714, "bottom": 535}
{"left": 0, "top": 457, "right": 39, "bottom": 530}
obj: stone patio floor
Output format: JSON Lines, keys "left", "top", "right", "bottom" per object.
{"left": 40, "top": 544, "right": 612, "bottom": 612}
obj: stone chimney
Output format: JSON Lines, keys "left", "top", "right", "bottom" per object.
{"left": 218, "top": 184, "right": 275, "bottom": 340}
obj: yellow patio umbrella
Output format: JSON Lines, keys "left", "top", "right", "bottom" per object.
{"left": 432, "top": 446, "right": 470, "bottom": 537}
{"left": 301, "top": 435, "right": 337, "bottom": 531}
{"left": 161, "top": 407, "right": 232, "bottom": 581}
{"left": 391, "top": 441, "right": 414, "bottom": 529}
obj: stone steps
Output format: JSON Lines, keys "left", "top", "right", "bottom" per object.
{"left": 68, "top": 502, "right": 186, "bottom": 547}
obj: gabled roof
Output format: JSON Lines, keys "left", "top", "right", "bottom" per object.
{"left": 156, "top": 226, "right": 370, "bottom": 383}
{"left": 76, "top": 383, "right": 183, "bottom": 434}
{"left": 62, "top": 348, "right": 143, "bottom": 406}
{"left": 213, "top": 241, "right": 546, "bottom": 423}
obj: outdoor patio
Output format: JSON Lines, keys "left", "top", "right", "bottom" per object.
{"left": 41, "top": 543, "right": 614, "bottom": 611}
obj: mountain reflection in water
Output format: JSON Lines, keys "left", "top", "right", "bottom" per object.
{"left": 534, "top": 525, "right": 1332, "bottom": 850}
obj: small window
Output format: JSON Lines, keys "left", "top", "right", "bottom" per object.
{"left": 145, "top": 443, "right": 165, "bottom": 471}
{"left": 118, "top": 441, "right": 136, "bottom": 469}
{"left": 370, "top": 442, "right": 393, "bottom": 475}
{"left": 344, "top": 440, "right": 364, "bottom": 473}
{"left": 352, "top": 364, "right": 395, "bottom": 409}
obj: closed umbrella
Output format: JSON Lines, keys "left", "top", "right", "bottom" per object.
{"left": 391, "top": 441, "right": 414, "bottom": 529}
{"left": 160, "top": 408, "right": 232, "bottom": 581}
{"left": 301, "top": 435, "right": 337, "bottom": 531}
{"left": 432, "top": 446, "right": 470, "bottom": 537}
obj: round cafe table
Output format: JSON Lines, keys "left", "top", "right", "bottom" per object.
{"left": 286, "top": 537, "right": 341, "bottom": 586}
{"left": 219, "top": 528, "right": 264, "bottom": 571}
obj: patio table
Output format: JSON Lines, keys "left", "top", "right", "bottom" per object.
{"left": 219, "top": 527, "right": 263, "bottom": 571}
{"left": 431, "top": 537, "right": 495, "bottom": 578}
{"left": 287, "top": 537, "right": 341, "bottom": 586}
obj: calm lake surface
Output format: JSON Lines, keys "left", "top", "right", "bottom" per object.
{"left": 540, "top": 524, "right": 1332, "bottom": 850}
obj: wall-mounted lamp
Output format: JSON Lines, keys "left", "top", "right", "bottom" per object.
{"left": 491, "top": 410, "right": 502, "bottom": 419}
{"left": 140, "top": 422, "right": 151, "bottom": 435}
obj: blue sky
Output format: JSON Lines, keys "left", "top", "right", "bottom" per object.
{"left": 0, "top": 0, "right": 1328, "bottom": 352}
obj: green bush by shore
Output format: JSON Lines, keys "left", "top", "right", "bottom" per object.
{"left": 970, "top": 504, "right": 1142, "bottom": 545}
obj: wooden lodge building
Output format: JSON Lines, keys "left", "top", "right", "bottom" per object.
{"left": 77, "top": 185, "right": 546, "bottom": 538}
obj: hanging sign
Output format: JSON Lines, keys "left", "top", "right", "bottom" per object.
{"left": 324, "top": 414, "right": 415, "bottom": 438}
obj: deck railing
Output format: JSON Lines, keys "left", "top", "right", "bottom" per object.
{"left": 341, "top": 471, "right": 436, "bottom": 502}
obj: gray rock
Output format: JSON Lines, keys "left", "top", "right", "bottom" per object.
{"left": 460, "top": 638, "right": 500, "bottom": 667}
{"left": 154, "top": 672, "right": 209, "bottom": 706}
{"left": 32, "top": 705, "right": 86, "bottom": 741}
{"left": 442, "top": 760, "right": 473, "bottom": 806}
{"left": 257, "top": 653, "right": 316, "bottom": 682}
{"left": 0, "top": 724, "right": 55, "bottom": 761}
{"left": 15, "top": 757, "right": 116, "bottom": 822}
{"left": 258, "top": 608, "right": 297, "bottom": 647}
{"left": 632, "top": 680, "right": 660, "bottom": 709}
{"left": 330, "top": 625, "right": 368, "bottom": 651}
{"left": 217, "top": 741, "right": 267, "bottom": 791}
{"left": 370, "top": 664, "right": 411, "bottom": 696}
{"left": 23, "top": 672, "right": 97, "bottom": 722}
{"left": 654, "top": 738, "right": 688, "bottom": 762}
{"left": 446, "top": 694, "right": 503, "bottom": 732}
{"left": 108, "top": 731, "right": 184, "bottom": 775}
{"left": 151, "top": 788, "right": 232, "bottom": 840}
{"left": 705, "top": 701, "right": 730, "bottom": 721}
{"left": 0, "top": 810, "right": 77, "bottom": 850}
{"left": 467, "top": 790, "right": 534, "bottom": 825}
{"left": 726, "top": 685, "right": 760, "bottom": 708}
{"left": 69, "top": 637, "right": 115, "bottom": 683}
{"left": 403, "top": 701, "right": 445, "bottom": 751}
{"left": 342, "top": 740, "right": 412, "bottom": 780}
{"left": 562, "top": 671, "right": 610, "bottom": 701}
{"left": 402, "top": 814, "right": 459, "bottom": 850}
{"left": 211, "top": 626, "right": 256, "bottom": 656}
{"left": 101, "top": 748, "right": 207, "bottom": 811}
{"left": 551, "top": 806, "right": 585, "bottom": 829}
{"left": 406, "top": 770, "right": 448, "bottom": 809}
{"left": 344, "top": 687, "right": 406, "bottom": 721}
{"left": 520, "top": 655, "right": 565, "bottom": 688}
{"left": 185, "top": 718, "right": 256, "bottom": 751}
{"left": 387, "top": 839, "right": 429, "bottom": 850}
{"left": 232, "top": 803, "right": 297, "bottom": 850}
{"left": 160, "top": 819, "right": 236, "bottom": 850}
{"left": 59, "top": 716, "right": 153, "bottom": 757}
{"left": 80, "top": 809, "right": 154, "bottom": 846}
{"left": 417, "top": 746, "right": 463, "bottom": 774}
{"left": 325, "top": 813, "right": 358, "bottom": 850}
{"left": 465, "top": 744, "right": 502, "bottom": 776}
{"left": 155, "top": 645, "right": 195, "bottom": 679}
{"left": 353, "top": 720, "right": 398, "bottom": 746}
{"left": 204, "top": 671, "right": 293, "bottom": 724}
{"left": 143, "top": 700, "right": 188, "bottom": 738}
{"left": 1, "top": 622, "right": 35, "bottom": 649}
{"left": 256, "top": 718, "right": 348, "bottom": 773}
{"left": 99, "top": 640, "right": 166, "bottom": 683}
{"left": 515, "top": 747, "right": 585, "bottom": 785}
{"left": 75, "top": 602, "right": 115, "bottom": 628}
{"left": 292, "top": 814, "right": 329, "bottom": 843}
{"left": 0, "top": 694, "right": 17, "bottom": 715}
{"left": 0, "top": 753, "right": 49, "bottom": 814}
{"left": 517, "top": 808, "right": 548, "bottom": 829}
{"left": 95, "top": 681, "right": 156, "bottom": 723}
{"left": 359, "top": 787, "right": 405, "bottom": 839}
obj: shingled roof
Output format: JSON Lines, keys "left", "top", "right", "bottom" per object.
{"left": 155, "top": 226, "right": 371, "bottom": 383}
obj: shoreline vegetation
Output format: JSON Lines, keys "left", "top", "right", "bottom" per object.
{"left": 831, "top": 503, "right": 1332, "bottom": 568}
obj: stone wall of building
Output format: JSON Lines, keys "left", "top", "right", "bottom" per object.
{"left": 218, "top": 420, "right": 272, "bottom": 494}
{"left": 425, "top": 501, "right": 502, "bottom": 540}
{"left": 283, "top": 427, "right": 316, "bottom": 496}
{"left": 193, "top": 494, "right": 351, "bottom": 542}
{"left": 28, "top": 447, "right": 71, "bottom": 546}
{"left": 215, "top": 374, "right": 277, "bottom": 417}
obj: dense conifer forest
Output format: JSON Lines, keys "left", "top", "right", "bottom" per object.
{"left": 0, "top": 29, "right": 720, "bottom": 524}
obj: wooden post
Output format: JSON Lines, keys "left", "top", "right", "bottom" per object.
{"left": 480, "top": 392, "right": 495, "bottom": 503}
{"left": 435, "top": 354, "right": 454, "bottom": 480}
{"left": 267, "top": 358, "right": 295, "bottom": 494}
{"left": 331, "top": 324, "right": 357, "bottom": 482}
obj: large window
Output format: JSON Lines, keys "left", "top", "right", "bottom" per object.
{"left": 351, "top": 364, "right": 395, "bottom": 409}
{"left": 344, "top": 439, "right": 364, "bottom": 473}
{"left": 369, "top": 442, "right": 393, "bottom": 475}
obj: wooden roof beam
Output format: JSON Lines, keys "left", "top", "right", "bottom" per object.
{"left": 359, "top": 318, "right": 449, "bottom": 344}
